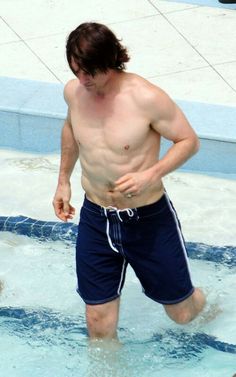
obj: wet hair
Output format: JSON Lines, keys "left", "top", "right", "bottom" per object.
{"left": 66, "top": 22, "right": 130, "bottom": 76}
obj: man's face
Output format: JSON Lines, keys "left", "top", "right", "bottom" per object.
{"left": 71, "top": 58, "right": 109, "bottom": 90}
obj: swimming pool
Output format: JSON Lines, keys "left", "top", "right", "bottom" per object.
{"left": 0, "top": 150, "right": 236, "bottom": 377}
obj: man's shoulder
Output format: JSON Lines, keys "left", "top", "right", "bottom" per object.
{"left": 63, "top": 79, "right": 81, "bottom": 104}
{"left": 125, "top": 72, "right": 168, "bottom": 108}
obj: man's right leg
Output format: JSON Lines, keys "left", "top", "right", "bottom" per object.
{"left": 76, "top": 198, "right": 128, "bottom": 339}
{"left": 86, "top": 298, "right": 120, "bottom": 339}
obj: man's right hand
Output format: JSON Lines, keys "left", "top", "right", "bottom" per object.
{"left": 52, "top": 183, "right": 75, "bottom": 222}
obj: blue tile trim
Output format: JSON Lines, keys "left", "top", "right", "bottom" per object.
{"left": 1, "top": 215, "right": 235, "bottom": 267}
{"left": 151, "top": 330, "right": 236, "bottom": 355}
{"left": 0, "top": 307, "right": 235, "bottom": 355}
{"left": 0, "top": 215, "right": 78, "bottom": 244}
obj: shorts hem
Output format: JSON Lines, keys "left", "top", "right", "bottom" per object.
{"left": 144, "top": 287, "right": 195, "bottom": 305}
{"left": 76, "top": 289, "right": 121, "bottom": 305}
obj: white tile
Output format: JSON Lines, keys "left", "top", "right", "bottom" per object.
{"left": 0, "top": 19, "right": 20, "bottom": 44}
{"left": 150, "top": 67, "right": 236, "bottom": 106}
{"left": 23, "top": 15, "right": 207, "bottom": 83}
{"left": 26, "top": 34, "right": 74, "bottom": 83}
{"left": 166, "top": 7, "right": 236, "bottom": 65}
{"left": 0, "top": 41, "right": 59, "bottom": 82}
{"left": 214, "top": 61, "right": 236, "bottom": 92}
{"left": 0, "top": 0, "right": 158, "bottom": 40}
{"left": 112, "top": 16, "right": 207, "bottom": 78}
{"left": 150, "top": 0, "right": 199, "bottom": 13}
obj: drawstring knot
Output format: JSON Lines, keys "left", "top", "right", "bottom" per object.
{"left": 103, "top": 206, "right": 137, "bottom": 252}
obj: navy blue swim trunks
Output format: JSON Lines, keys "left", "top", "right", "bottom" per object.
{"left": 76, "top": 193, "right": 194, "bottom": 305}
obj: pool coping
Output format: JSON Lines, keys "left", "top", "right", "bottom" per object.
{"left": 0, "top": 76, "right": 236, "bottom": 174}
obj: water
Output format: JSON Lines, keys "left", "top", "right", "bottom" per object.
{"left": 0, "top": 150, "right": 236, "bottom": 376}
{"left": 0, "top": 232, "right": 235, "bottom": 376}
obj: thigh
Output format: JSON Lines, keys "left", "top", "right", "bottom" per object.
{"left": 76, "top": 206, "right": 127, "bottom": 305}
{"left": 126, "top": 196, "right": 194, "bottom": 305}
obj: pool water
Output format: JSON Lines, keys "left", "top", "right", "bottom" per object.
{"left": 0, "top": 150, "right": 236, "bottom": 376}
{"left": 0, "top": 232, "right": 235, "bottom": 377}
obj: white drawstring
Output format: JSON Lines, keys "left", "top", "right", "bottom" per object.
{"left": 103, "top": 207, "right": 119, "bottom": 253}
{"left": 103, "top": 207, "right": 135, "bottom": 253}
{"left": 117, "top": 208, "right": 134, "bottom": 222}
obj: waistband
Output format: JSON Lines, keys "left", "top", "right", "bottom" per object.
{"left": 83, "top": 193, "right": 168, "bottom": 218}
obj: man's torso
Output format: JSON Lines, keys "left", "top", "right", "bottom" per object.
{"left": 67, "top": 72, "right": 164, "bottom": 208}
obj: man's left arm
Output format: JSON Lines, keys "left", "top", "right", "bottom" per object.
{"left": 149, "top": 91, "right": 200, "bottom": 180}
{"left": 115, "top": 89, "right": 199, "bottom": 196}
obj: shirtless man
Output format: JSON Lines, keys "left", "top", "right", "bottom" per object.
{"left": 53, "top": 22, "right": 206, "bottom": 340}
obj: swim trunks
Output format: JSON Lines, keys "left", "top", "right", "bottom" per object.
{"left": 76, "top": 193, "right": 194, "bottom": 305}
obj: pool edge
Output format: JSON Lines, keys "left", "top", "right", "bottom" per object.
{"left": 0, "top": 76, "right": 236, "bottom": 173}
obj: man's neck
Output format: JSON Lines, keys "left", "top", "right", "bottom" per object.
{"left": 91, "top": 70, "right": 123, "bottom": 98}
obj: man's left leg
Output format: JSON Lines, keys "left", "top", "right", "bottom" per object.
{"left": 164, "top": 287, "right": 206, "bottom": 324}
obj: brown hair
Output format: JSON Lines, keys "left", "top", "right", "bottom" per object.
{"left": 66, "top": 22, "right": 130, "bottom": 76}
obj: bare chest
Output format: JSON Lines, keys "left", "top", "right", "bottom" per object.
{"left": 71, "top": 96, "right": 153, "bottom": 153}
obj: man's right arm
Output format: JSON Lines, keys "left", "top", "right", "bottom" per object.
{"left": 53, "top": 115, "right": 79, "bottom": 222}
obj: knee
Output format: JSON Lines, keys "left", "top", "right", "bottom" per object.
{"left": 164, "top": 288, "right": 206, "bottom": 325}
{"left": 86, "top": 305, "right": 118, "bottom": 339}
{"left": 165, "top": 307, "right": 193, "bottom": 325}
{"left": 86, "top": 307, "right": 105, "bottom": 333}
{"left": 170, "top": 310, "right": 193, "bottom": 325}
